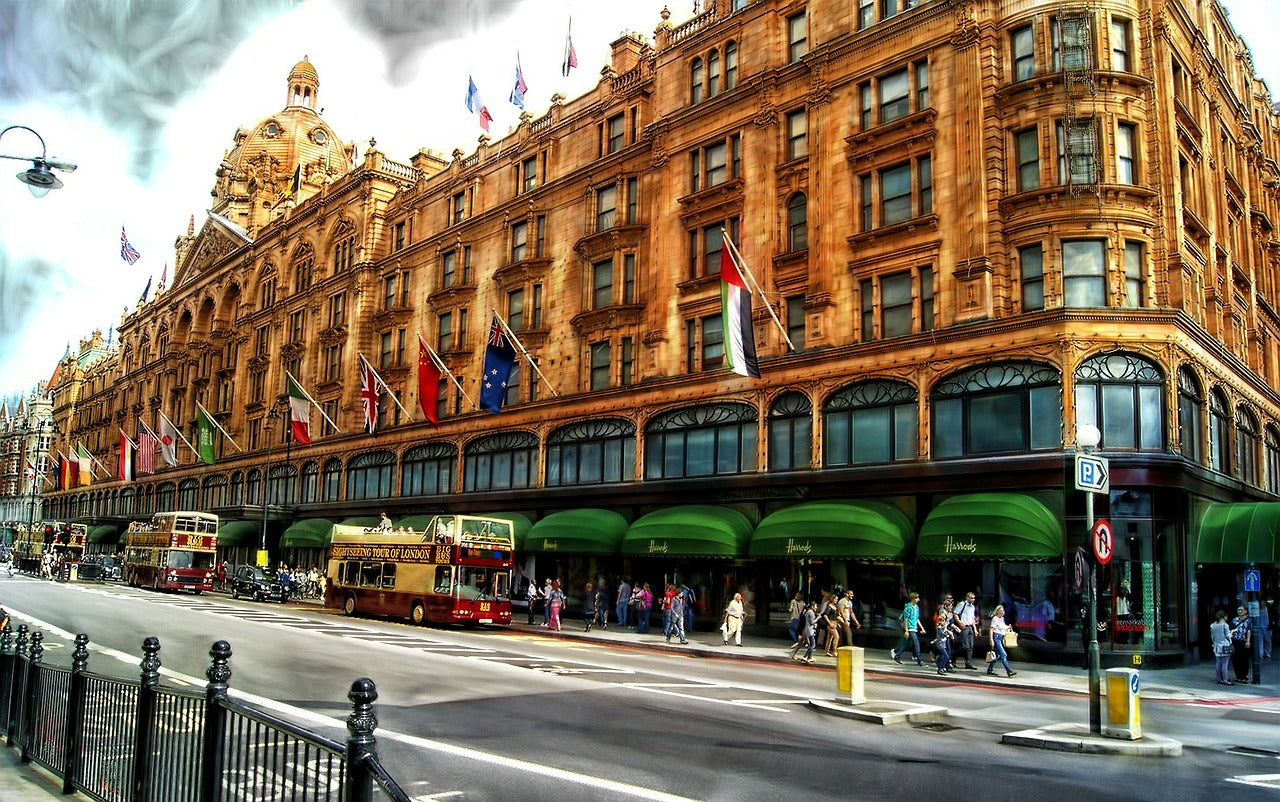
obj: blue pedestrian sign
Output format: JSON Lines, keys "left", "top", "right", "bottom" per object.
{"left": 1244, "top": 568, "right": 1261, "bottom": 592}
{"left": 1075, "top": 454, "right": 1109, "bottom": 494}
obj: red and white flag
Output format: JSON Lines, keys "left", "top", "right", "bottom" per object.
{"left": 286, "top": 374, "right": 313, "bottom": 445}
{"left": 158, "top": 413, "right": 179, "bottom": 467}
{"left": 418, "top": 334, "right": 441, "bottom": 427}
{"left": 360, "top": 359, "right": 379, "bottom": 434}
{"left": 118, "top": 430, "right": 135, "bottom": 482}
{"left": 137, "top": 427, "right": 156, "bottom": 475}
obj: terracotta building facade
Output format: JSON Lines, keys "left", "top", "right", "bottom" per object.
{"left": 40, "top": 0, "right": 1280, "bottom": 665}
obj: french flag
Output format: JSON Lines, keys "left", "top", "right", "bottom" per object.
{"left": 466, "top": 76, "right": 494, "bottom": 132}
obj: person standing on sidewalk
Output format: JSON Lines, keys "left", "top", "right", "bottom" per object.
{"left": 1210, "top": 609, "right": 1234, "bottom": 685}
{"left": 934, "top": 600, "right": 959, "bottom": 675}
{"left": 890, "top": 592, "right": 925, "bottom": 665}
{"left": 542, "top": 578, "right": 554, "bottom": 626}
{"left": 525, "top": 577, "right": 541, "bottom": 625}
{"left": 635, "top": 583, "right": 653, "bottom": 634}
{"left": 680, "top": 582, "right": 697, "bottom": 635}
{"left": 723, "top": 592, "right": 745, "bottom": 646}
{"left": 661, "top": 584, "right": 677, "bottom": 639}
{"left": 986, "top": 604, "right": 1016, "bottom": 677}
{"left": 547, "top": 580, "right": 564, "bottom": 632}
{"left": 837, "top": 589, "right": 861, "bottom": 649}
{"left": 1230, "top": 605, "right": 1253, "bottom": 683}
{"left": 616, "top": 578, "right": 632, "bottom": 629}
{"left": 954, "top": 592, "right": 980, "bottom": 669}
{"left": 595, "top": 582, "right": 610, "bottom": 630}
{"left": 787, "top": 591, "right": 806, "bottom": 646}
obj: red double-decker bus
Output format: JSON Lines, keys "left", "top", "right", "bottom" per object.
{"left": 10, "top": 521, "right": 87, "bottom": 575}
{"left": 121, "top": 511, "right": 218, "bottom": 593}
{"left": 326, "top": 514, "right": 513, "bottom": 626}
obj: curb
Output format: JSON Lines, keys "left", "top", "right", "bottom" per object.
{"left": 1000, "top": 723, "right": 1183, "bottom": 757}
{"left": 807, "top": 698, "right": 948, "bottom": 726}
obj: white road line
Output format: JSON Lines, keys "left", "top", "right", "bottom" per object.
{"left": 1225, "top": 774, "right": 1280, "bottom": 789}
{"left": 621, "top": 684, "right": 791, "bottom": 713}
{"left": 8, "top": 608, "right": 699, "bottom": 801}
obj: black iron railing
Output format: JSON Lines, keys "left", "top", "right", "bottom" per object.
{"left": 0, "top": 623, "right": 409, "bottom": 802}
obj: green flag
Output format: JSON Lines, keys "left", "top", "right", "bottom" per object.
{"left": 196, "top": 406, "right": 217, "bottom": 465}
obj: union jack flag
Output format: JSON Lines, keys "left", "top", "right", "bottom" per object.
{"left": 120, "top": 226, "right": 141, "bottom": 264}
{"left": 360, "top": 360, "right": 379, "bottom": 434}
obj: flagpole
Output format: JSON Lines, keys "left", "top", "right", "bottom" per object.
{"left": 722, "top": 230, "right": 796, "bottom": 351}
{"left": 357, "top": 353, "right": 413, "bottom": 421}
{"left": 491, "top": 309, "right": 560, "bottom": 397}
{"left": 118, "top": 427, "right": 139, "bottom": 450}
{"left": 195, "top": 401, "right": 243, "bottom": 452}
{"left": 159, "top": 410, "right": 200, "bottom": 460}
{"left": 78, "top": 441, "right": 112, "bottom": 477}
{"left": 285, "top": 370, "right": 342, "bottom": 433}
{"left": 421, "top": 335, "right": 478, "bottom": 410}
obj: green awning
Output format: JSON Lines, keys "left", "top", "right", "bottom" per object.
{"left": 217, "top": 520, "right": 262, "bottom": 548}
{"left": 488, "top": 512, "right": 534, "bottom": 551}
{"left": 622, "top": 505, "right": 752, "bottom": 558}
{"left": 525, "top": 509, "right": 628, "bottom": 554}
{"left": 917, "top": 493, "right": 1062, "bottom": 561}
{"left": 750, "top": 501, "right": 914, "bottom": 560}
{"left": 1196, "top": 503, "right": 1280, "bottom": 566}
{"left": 396, "top": 515, "right": 437, "bottom": 532}
{"left": 340, "top": 516, "right": 379, "bottom": 528}
{"left": 88, "top": 524, "right": 121, "bottom": 544}
{"left": 280, "top": 518, "right": 335, "bottom": 550}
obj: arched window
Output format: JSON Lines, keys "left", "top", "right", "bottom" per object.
{"left": 1265, "top": 425, "right": 1280, "bottom": 495}
{"left": 402, "top": 443, "right": 457, "bottom": 496}
{"left": 203, "top": 475, "right": 227, "bottom": 508}
{"left": 768, "top": 392, "right": 812, "bottom": 471}
{"left": 299, "top": 461, "right": 319, "bottom": 504}
{"left": 346, "top": 451, "right": 395, "bottom": 500}
{"left": 1074, "top": 352, "right": 1164, "bottom": 450}
{"left": 787, "top": 193, "right": 807, "bottom": 252}
{"left": 464, "top": 432, "right": 538, "bottom": 491}
{"left": 320, "top": 459, "right": 342, "bottom": 502}
{"left": 268, "top": 464, "right": 297, "bottom": 505}
{"left": 1209, "top": 389, "right": 1231, "bottom": 474}
{"left": 156, "top": 483, "right": 176, "bottom": 512}
{"left": 177, "top": 479, "right": 199, "bottom": 509}
{"left": 120, "top": 488, "right": 136, "bottom": 517}
{"left": 229, "top": 472, "right": 244, "bottom": 506}
{"left": 725, "top": 41, "right": 738, "bottom": 89}
{"left": 932, "top": 361, "right": 1061, "bottom": 457}
{"left": 142, "top": 486, "right": 153, "bottom": 516}
{"left": 824, "top": 380, "right": 917, "bottom": 466}
{"left": 1176, "top": 367, "right": 1203, "bottom": 462}
{"left": 690, "top": 57, "right": 704, "bottom": 104}
{"left": 707, "top": 49, "right": 721, "bottom": 96}
{"left": 77, "top": 493, "right": 88, "bottom": 518}
{"left": 644, "top": 403, "right": 758, "bottom": 479}
{"left": 246, "top": 470, "right": 261, "bottom": 505}
{"left": 1235, "top": 406, "right": 1260, "bottom": 486}
{"left": 546, "top": 419, "right": 636, "bottom": 486}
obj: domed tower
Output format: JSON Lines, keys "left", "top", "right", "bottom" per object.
{"left": 209, "top": 56, "right": 354, "bottom": 236}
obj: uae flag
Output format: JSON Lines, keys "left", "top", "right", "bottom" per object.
{"left": 720, "top": 245, "right": 760, "bottom": 378}
{"left": 418, "top": 335, "right": 441, "bottom": 426}
{"left": 286, "top": 375, "right": 313, "bottom": 445}
{"left": 118, "top": 431, "right": 135, "bottom": 481}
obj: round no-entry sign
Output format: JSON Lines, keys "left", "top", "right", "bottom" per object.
{"left": 1092, "top": 518, "right": 1113, "bottom": 565}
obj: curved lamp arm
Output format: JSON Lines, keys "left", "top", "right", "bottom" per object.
{"left": 0, "top": 125, "right": 76, "bottom": 197}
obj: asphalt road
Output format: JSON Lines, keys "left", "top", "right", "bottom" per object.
{"left": 2, "top": 576, "right": 1278, "bottom": 801}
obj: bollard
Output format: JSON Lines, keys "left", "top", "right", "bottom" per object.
{"left": 1104, "top": 667, "right": 1141, "bottom": 740}
{"left": 345, "top": 678, "right": 379, "bottom": 802}
{"left": 835, "top": 646, "right": 865, "bottom": 705}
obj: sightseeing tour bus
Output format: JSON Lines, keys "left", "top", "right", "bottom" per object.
{"left": 11, "top": 521, "right": 88, "bottom": 575}
{"left": 122, "top": 511, "right": 219, "bottom": 593}
{"left": 326, "top": 514, "right": 513, "bottom": 626}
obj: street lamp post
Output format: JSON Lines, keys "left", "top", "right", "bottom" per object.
{"left": 0, "top": 125, "right": 76, "bottom": 197}
{"left": 1077, "top": 423, "right": 1103, "bottom": 735}
{"left": 260, "top": 408, "right": 281, "bottom": 559}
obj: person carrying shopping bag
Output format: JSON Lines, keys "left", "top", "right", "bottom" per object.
{"left": 986, "top": 603, "right": 1017, "bottom": 677}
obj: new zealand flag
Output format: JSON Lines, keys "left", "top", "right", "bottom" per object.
{"left": 479, "top": 315, "right": 517, "bottom": 413}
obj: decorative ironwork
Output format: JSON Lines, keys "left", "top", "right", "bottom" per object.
{"left": 932, "top": 361, "right": 1060, "bottom": 397}
{"left": 646, "top": 403, "right": 756, "bottom": 432}
{"left": 547, "top": 418, "right": 635, "bottom": 443}
{"left": 824, "top": 380, "right": 915, "bottom": 411}
{"left": 1075, "top": 352, "right": 1162, "bottom": 383}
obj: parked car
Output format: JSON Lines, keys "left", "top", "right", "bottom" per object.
{"left": 100, "top": 555, "right": 121, "bottom": 581}
{"left": 229, "top": 564, "right": 288, "bottom": 603}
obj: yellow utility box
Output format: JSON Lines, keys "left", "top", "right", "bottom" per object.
{"left": 1105, "top": 667, "right": 1141, "bottom": 740}
{"left": 835, "top": 646, "right": 865, "bottom": 704}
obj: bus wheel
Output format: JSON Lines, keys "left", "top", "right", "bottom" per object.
{"left": 343, "top": 595, "right": 357, "bottom": 616}
{"left": 410, "top": 601, "right": 426, "bottom": 625}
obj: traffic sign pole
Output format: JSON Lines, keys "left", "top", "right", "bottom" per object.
{"left": 1086, "top": 484, "right": 1101, "bottom": 734}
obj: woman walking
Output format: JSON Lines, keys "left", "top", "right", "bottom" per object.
{"left": 582, "top": 582, "right": 597, "bottom": 632}
{"left": 787, "top": 591, "right": 806, "bottom": 646}
{"left": 547, "top": 580, "right": 564, "bottom": 632}
{"left": 723, "top": 592, "right": 745, "bottom": 646}
{"left": 986, "top": 603, "right": 1017, "bottom": 677}
{"left": 790, "top": 601, "right": 818, "bottom": 663}
{"left": 1210, "top": 609, "right": 1234, "bottom": 685}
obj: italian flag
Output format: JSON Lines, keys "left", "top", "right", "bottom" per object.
{"left": 720, "top": 245, "right": 760, "bottom": 378}
{"left": 286, "top": 375, "right": 313, "bottom": 445}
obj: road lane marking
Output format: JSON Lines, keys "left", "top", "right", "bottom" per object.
{"left": 1226, "top": 774, "right": 1280, "bottom": 789}
{"left": 620, "top": 683, "right": 792, "bottom": 712}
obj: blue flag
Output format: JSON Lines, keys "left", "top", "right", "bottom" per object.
{"left": 138, "top": 276, "right": 152, "bottom": 304}
{"left": 479, "top": 315, "right": 517, "bottom": 413}
{"left": 509, "top": 56, "right": 528, "bottom": 109}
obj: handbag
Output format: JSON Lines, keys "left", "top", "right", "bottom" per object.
{"left": 985, "top": 649, "right": 997, "bottom": 663}
{"left": 1003, "top": 631, "right": 1019, "bottom": 648}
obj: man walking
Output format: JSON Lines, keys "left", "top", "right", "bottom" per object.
{"left": 954, "top": 592, "right": 980, "bottom": 669}
{"left": 890, "top": 592, "right": 926, "bottom": 665}
{"left": 667, "top": 590, "right": 688, "bottom": 644}
{"left": 838, "top": 589, "right": 861, "bottom": 647}
{"left": 616, "top": 577, "right": 632, "bottom": 629}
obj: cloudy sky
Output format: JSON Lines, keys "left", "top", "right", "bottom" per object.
{"left": 1, "top": 0, "right": 1278, "bottom": 401}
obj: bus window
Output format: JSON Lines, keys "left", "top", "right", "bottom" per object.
{"left": 382, "top": 563, "right": 396, "bottom": 589}
{"left": 434, "top": 566, "right": 452, "bottom": 594}
{"left": 359, "top": 562, "right": 382, "bottom": 588}
{"left": 491, "top": 571, "right": 508, "bottom": 598}
{"left": 340, "top": 561, "right": 359, "bottom": 586}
